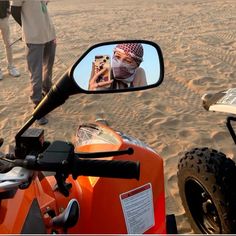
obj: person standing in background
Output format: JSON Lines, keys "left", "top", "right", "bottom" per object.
{"left": 0, "top": 0, "right": 21, "bottom": 80}
{"left": 11, "top": 0, "right": 56, "bottom": 125}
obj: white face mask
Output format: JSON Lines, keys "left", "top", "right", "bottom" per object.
{"left": 112, "top": 56, "right": 137, "bottom": 83}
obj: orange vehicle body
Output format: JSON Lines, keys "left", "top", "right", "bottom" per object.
{"left": 0, "top": 123, "right": 166, "bottom": 234}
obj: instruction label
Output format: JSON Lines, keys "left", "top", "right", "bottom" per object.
{"left": 120, "top": 183, "right": 155, "bottom": 234}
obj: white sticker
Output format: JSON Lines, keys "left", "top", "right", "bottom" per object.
{"left": 120, "top": 183, "right": 155, "bottom": 234}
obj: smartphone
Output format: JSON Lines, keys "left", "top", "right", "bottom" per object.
{"left": 94, "top": 55, "right": 111, "bottom": 85}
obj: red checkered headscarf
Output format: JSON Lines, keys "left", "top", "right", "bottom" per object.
{"left": 114, "top": 43, "right": 144, "bottom": 65}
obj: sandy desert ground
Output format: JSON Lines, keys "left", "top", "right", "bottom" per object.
{"left": 0, "top": 0, "right": 236, "bottom": 234}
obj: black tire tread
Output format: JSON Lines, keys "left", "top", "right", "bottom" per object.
{"left": 177, "top": 147, "right": 236, "bottom": 234}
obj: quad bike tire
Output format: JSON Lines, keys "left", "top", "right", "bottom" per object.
{"left": 177, "top": 147, "right": 236, "bottom": 234}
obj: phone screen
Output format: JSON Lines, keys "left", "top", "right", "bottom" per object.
{"left": 94, "top": 55, "right": 111, "bottom": 84}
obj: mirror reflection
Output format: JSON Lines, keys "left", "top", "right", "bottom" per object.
{"left": 73, "top": 42, "right": 161, "bottom": 91}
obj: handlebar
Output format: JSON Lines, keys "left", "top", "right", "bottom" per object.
{"left": 0, "top": 141, "right": 140, "bottom": 195}
{"left": 0, "top": 141, "right": 140, "bottom": 180}
{"left": 71, "top": 158, "right": 140, "bottom": 180}
{"left": 7, "top": 156, "right": 140, "bottom": 180}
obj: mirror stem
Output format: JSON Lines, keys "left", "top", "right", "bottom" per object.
{"left": 15, "top": 69, "right": 77, "bottom": 142}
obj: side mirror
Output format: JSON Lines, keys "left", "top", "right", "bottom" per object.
{"left": 71, "top": 40, "right": 164, "bottom": 92}
{"left": 15, "top": 40, "right": 164, "bottom": 142}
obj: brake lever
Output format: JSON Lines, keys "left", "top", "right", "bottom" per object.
{"left": 75, "top": 147, "right": 134, "bottom": 159}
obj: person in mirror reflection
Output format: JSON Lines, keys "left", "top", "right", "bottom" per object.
{"left": 0, "top": 0, "right": 21, "bottom": 81}
{"left": 89, "top": 43, "right": 147, "bottom": 90}
{"left": 11, "top": 0, "right": 56, "bottom": 125}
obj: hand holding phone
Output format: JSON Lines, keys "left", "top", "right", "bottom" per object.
{"left": 94, "top": 55, "right": 111, "bottom": 85}
{"left": 88, "top": 55, "right": 113, "bottom": 90}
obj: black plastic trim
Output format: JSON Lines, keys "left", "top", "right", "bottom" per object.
{"left": 226, "top": 116, "right": 236, "bottom": 145}
{"left": 166, "top": 214, "right": 178, "bottom": 234}
{"left": 21, "top": 199, "right": 46, "bottom": 234}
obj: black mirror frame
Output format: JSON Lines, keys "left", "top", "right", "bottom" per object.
{"left": 69, "top": 39, "right": 164, "bottom": 94}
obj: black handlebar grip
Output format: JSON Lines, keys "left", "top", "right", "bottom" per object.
{"left": 71, "top": 159, "right": 140, "bottom": 180}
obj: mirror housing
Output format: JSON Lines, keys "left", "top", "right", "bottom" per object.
{"left": 71, "top": 40, "right": 164, "bottom": 93}
{"left": 31, "top": 40, "right": 164, "bottom": 122}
